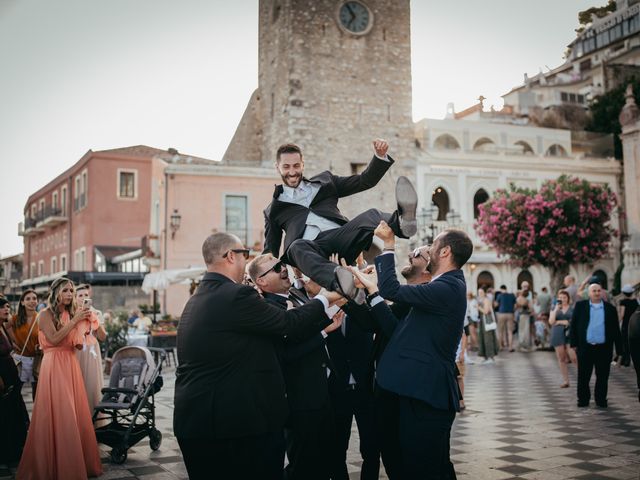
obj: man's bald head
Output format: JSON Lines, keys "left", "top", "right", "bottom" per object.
{"left": 588, "top": 283, "right": 603, "bottom": 303}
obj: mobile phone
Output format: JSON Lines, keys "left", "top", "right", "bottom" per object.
{"left": 83, "top": 298, "right": 92, "bottom": 309}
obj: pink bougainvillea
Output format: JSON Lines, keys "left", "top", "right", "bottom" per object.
{"left": 474, "top": 175, "right": 618, "bottom": 270}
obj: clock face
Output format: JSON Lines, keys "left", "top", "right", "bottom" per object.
{"left": 338, "top": 1, "right": 372, "bottom": 34}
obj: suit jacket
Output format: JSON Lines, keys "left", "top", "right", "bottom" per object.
{"left": 263, "top": 292, "right": 331, "bottom": 411}
{"left": 173, "top": 272, "right": 330, "bottom": 441}
{"left": 263, "top": 154, "right": 394, "bottom": 259}
{"left": 374, "top": 254, "right": 466, "bottom": 412}
{"left": 570, "top": 299, "right": 621, "bottom": 353}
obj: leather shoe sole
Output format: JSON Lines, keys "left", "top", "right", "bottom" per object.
{"left": 334, "top": 266, "right": 357, "bottom": 300}
{"left": 396, "top": 176, "right": 417, "bottom": 238}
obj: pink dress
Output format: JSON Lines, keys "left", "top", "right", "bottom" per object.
{"left": 17, "top": 311, "right": 103, "bottom": 480}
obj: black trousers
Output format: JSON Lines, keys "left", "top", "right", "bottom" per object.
{"left": 330, "top": 385, "right": 380, "bottom": 480}
{"left": 286, "top": 209, "right": 398, "bottom": 289}
{"left": 577, "top": 343, "right": 613, "bottom": 405}
{"left": 398, "top": 396, "right": 457, "bottom": 480}
{"left": 177, "top": 431, "right": 285, "bottom": 480}
{"left": 629, "top": 336, "right": 640, "bottom": 392}
{"left": 374, "top": 387, "right": 402, "bottom": 480}
{"left": 284, "top": 401, "right": 334, "bottom": 480}
{"left": 621, "top": 319, "right": 631, "bottom": 366}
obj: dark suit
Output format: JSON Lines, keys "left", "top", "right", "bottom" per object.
{"left": 263, "top": 155, "right": 397, "bottom": 288}
{"left": 326, "top": 303, "right": 380, "bottom": 480}
{"left": 628, "top": 310, "right": 640, "bottom": 400}
{"left": 263, "top": 292, "right": 334, "bottom": 480}
{"left": 375, "top": 253, "right": 465, "bottom": 480}
{"left": 570, "top": 299, "right": 622, "bottom": 406}
{"left": 174, "top": 272, "right": 331, "bottom": 480}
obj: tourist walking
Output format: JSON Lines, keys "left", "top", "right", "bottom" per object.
{"left": 16, "top": 277, "right": 102, "bottom": 480}
{"left": 0, "top": 297, "right": 29, "bottom": 467}
{"left": 477, "top": 288, "right": 499, "bottom": 363}
{"left": 516, "top": 289, "right": 533, "bottom": 351}
{"left": 6, "top": 289, "right": 39, "bottom": 400}
{"left": 495, "top": 285, "right": 516, "bottom": 351}
{"left": 549, "top": 290, "right": 577, "bottom": 388}
{"left": 466, "top": 291, "right": 479, "bottom": 351}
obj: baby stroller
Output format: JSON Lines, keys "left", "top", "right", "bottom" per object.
{"left": 93, "top": 346, "right": 166, "bottom": 464}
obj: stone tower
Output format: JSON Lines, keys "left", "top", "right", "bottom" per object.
{"left": 223, "top": 0, "right": 418, "bottom": 216}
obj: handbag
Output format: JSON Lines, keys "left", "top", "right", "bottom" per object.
{"left": 484, "top": 312, "right": 498, "bottom": 331}
{"left": 13, "top": 316, "right": 39, "bottom": 379}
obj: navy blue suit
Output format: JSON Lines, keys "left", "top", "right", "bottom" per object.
{"left": 374, "top": 253, "right": 465, "bottom": 479}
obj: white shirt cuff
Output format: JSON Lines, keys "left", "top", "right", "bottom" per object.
{"left": 321, "top": 330, "right": 328, "bottom": 338}
{"left": 369, "top": 295, "right": 385, "bottom": 307}
{"left": 380, "top": 251, "right": 394, "bottom": 256}
{"left": 375, "top": 153, "right": 390, "bottom": 162}
{"left": 314, "top": 295, "right": 329, "bottom": 310}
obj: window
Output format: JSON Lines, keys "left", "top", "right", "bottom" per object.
{"left": 431, "top": 187, "right": 450, "bottom": 221}
{"left": 38, "top": 261, "right": 44, "bottom": 276}
{"left": 545, "top": 144, "right": 568, "bottom": 157}
{"left": 434, "top": 134, "right": 461, "bottom": 150}
{"left": 514, "top": 140, "right": 534, "bottom": 154}
{"left": 74, "top": 176, "right": 81, "bottom": 210}
{"left": 31, "top": 204, "right": 37, "bottom": 219}
{"left": 477, "top": 271, "right": 494, "bottom": 291}
{"left": 74, "top": 170, "right": 87, "bottom": 210}
{"left": 61, "top": 186, "right": 67, "bottom": 215}
{"left": 51, "top": 256, "right": 57, "bottom": 273}
{"left": 74, "top": 248, "right": 86, "bottom": 270}
{"left": 30, "top": 263, "right": 36, "bottom": 278}
{"left": 473, "top": 189, "right": 490, "bottom": 219}
{"left": 225, "top": 195, "right": 248, "bottom": 245}
{"left": 52, "top": 191, "right": 58, "bottom": 210}
{"left": 472, "top": 137, "right": 495, "bottom": 152}
{"left": 60, "top": 254, "right": 67, "bottom": 272}
{"left": 117, "top": 170, "right": 137, "bottom": 199}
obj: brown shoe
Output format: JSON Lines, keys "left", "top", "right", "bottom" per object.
{"left": 560, "top": 383, "right": 569, "bottom": 388}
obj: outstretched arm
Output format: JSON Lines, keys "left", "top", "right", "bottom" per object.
{"left": 331, "top": 139, "right": 394, "bottom": 198}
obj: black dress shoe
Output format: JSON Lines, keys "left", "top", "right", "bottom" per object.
{"left": 333, "top": 266, "right": 357, "bottom": 300}
{"left": 395, "top": 176, "right": 417, "bottom": 238}
{"left": 596, "top": 400, "right": 608, "bottom": 408}
{"left": 577, "top": 401, "right": 589, "bottom": 408}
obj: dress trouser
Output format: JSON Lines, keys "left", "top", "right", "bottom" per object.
{"left": 330, "top": 385, "right": 380, "bottom": 480}
{"left": 178, "top": 431, "right": 285, "bottom": 480}
{"left": 285, "top": 209, "right": 398, "bottom": 289}
{"left": 374, "top": 386, "right": 402, "bottom": 480}
{"left": 577, "top": 343, "right": 612, "bottom": 405}
{"left": 284, "top": 401, "right": 334, "bottom": 480}
{"left": 398, "top": 396, "right": 457, "bottom": 480}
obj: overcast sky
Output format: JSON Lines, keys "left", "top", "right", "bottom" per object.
{"left": 0, "top": 0, "right": 596, "bottom": 256}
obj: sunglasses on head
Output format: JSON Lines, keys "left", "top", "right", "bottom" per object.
{"left": 412, "top": 248, "right": 429, "bottom": 263}
{"left": 258, "top": 261, "right": 285, "bottom": 278}
{"left": 223, "top": 248, "right": 250, "bottom": 260}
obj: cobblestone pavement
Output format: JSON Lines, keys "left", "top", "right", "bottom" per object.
{"left": 3, "top": 350, "right": 639, "bottom": 479}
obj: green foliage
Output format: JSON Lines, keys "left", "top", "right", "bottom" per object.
{"left": 576, "top": 1, "right": 616, "bottom": 33}
{"left": 104, "top": 320, "right": 128, "bottom": 357}
{"left": 587, "top": 77, "right": 640, "bottom": 159}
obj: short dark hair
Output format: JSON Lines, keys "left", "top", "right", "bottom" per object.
{"left": 439, "top": 230, "right": 473, "bottom": 269}
{"left": 500, "top": 285, "right": 507, "bottom": 290}
{"left": 276, "top": 143, "right": 303, "bottom": 162}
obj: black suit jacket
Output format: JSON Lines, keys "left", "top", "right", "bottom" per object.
{"left": 263, "top": 154, "right": 394, "bottom": 258}
{"left": 263, "top": 292, "right": 331, "bottom": 411}
{"left": 570, "top": 299, "right": 621, "bottom": 353}
{"left": 374, "top": 254, "right": 466, "bottom": 412}
{"left": 173, "top": 272, "right": 330, "bottom": 441}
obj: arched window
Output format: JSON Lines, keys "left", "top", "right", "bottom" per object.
{"left": 514, "top": 140, "right": 534, "bottom": 155}
{"left": 473, "top": 137, "right": 495, "bottom": 152}
{"left": 592, "top": 269, "right": 608, "bottom": 290}
{"left": 433, "top": 134, "right": 461, "bottom": 150}
{"left": 545, "top": 144, "right": 567, "bottom": 157}
{"left": 431, "top": 187, "right": 450, "bottom": 221}
{"left": 477, "top": 271, "right": 494, "bottom": 291}
{"left": 473, "top": 188, "right": 489, "bottom": 219}
{"left": 517, "top": 270, "right": 534, "bottom": 292}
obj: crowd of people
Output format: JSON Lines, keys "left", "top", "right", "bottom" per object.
{"left": 0, "top": 280, "right": 106, "bottom": 478}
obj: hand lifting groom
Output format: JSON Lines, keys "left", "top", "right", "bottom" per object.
{"left": 263, "top": 139, "right": 418, "bottom": 298}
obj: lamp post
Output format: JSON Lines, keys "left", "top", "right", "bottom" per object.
{"left": 416, "top": 207, "right": 461, "bottom": 246}
{"left": 170, "top": 210, "right": 182, "bottom": 240}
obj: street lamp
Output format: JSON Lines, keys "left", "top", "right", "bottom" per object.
{"left": 417, "top": 205, "right": 438, "bottom": 244}
{"left": 170, "top": 209, "right": 182, "bottom": 239}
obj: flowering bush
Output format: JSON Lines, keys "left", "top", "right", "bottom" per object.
{"left": 475, "top": 175, "right": 618, "bottom": 278}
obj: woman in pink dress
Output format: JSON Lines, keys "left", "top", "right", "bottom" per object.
{"left": 17, "top": 277, "right": 103, "bottom": 480}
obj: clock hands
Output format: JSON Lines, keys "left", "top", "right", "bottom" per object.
{"left": 345, "top": 3, "right": 356, "bottom": 27}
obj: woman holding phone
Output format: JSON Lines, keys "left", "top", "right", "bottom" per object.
{"left": 75, "top": 284, "right": 107, "bottom": 416}
{"left": 549, "top": 289, "right": 577, "bottom": 388}
{"left": 17, "top": 277, "right": 102, "bottom": 479}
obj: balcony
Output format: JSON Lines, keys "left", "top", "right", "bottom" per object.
{"left": 18, "top": 217, "right": 44, "bottom": 236}
{"left": 36, "top": 206, "right": 67, "bottom": 228}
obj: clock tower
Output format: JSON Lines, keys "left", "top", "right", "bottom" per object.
{"left": 223, "top": 0, "right": 417, "bottom": 215}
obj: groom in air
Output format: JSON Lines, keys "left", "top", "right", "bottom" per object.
{"left": 263, "top": 139, "right": 417, "bottom": 298}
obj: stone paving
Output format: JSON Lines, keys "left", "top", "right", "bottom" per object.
{"left": 2, "top": 350, "right": 639, "bottom": 479}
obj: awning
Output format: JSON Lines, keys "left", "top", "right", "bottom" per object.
{"left": 142, "top": 267, "right": 206, "bottom": 294}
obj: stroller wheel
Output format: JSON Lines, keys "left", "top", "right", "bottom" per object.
{"left": 149, "top": 429, "right": 162, "bottom": 451}
{"left": 110, "top": 447, "right": 128, "bottom": 464}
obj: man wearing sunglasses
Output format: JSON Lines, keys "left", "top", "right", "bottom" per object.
{"left": 248, "top": 253, "right": 339, "bottom": 480}
{"left": 365, "top": 221, "right": 473, "bottom": 480}
{"left": 174, "top": 233, "right": 341, "bottom": 480}
{"left": 263, "top": 140, "right": 418, "bottom": 300}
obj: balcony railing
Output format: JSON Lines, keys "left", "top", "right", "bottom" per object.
{"left": 37, "top": 206, "right": 67, "bottom": 227}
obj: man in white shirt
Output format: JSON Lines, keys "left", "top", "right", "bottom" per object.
{"left": 263, "top": 140, "right": 417, "bottom": 299}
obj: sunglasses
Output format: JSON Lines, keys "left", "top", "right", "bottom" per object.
{"left": 223, "top": 248, "right": 250, "bottom": 260}
{"left": 411, "top": 248, "right": 430, "bottom": 264}
{"left": 258, "top": 261, "right": 284, "bottom": 278}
